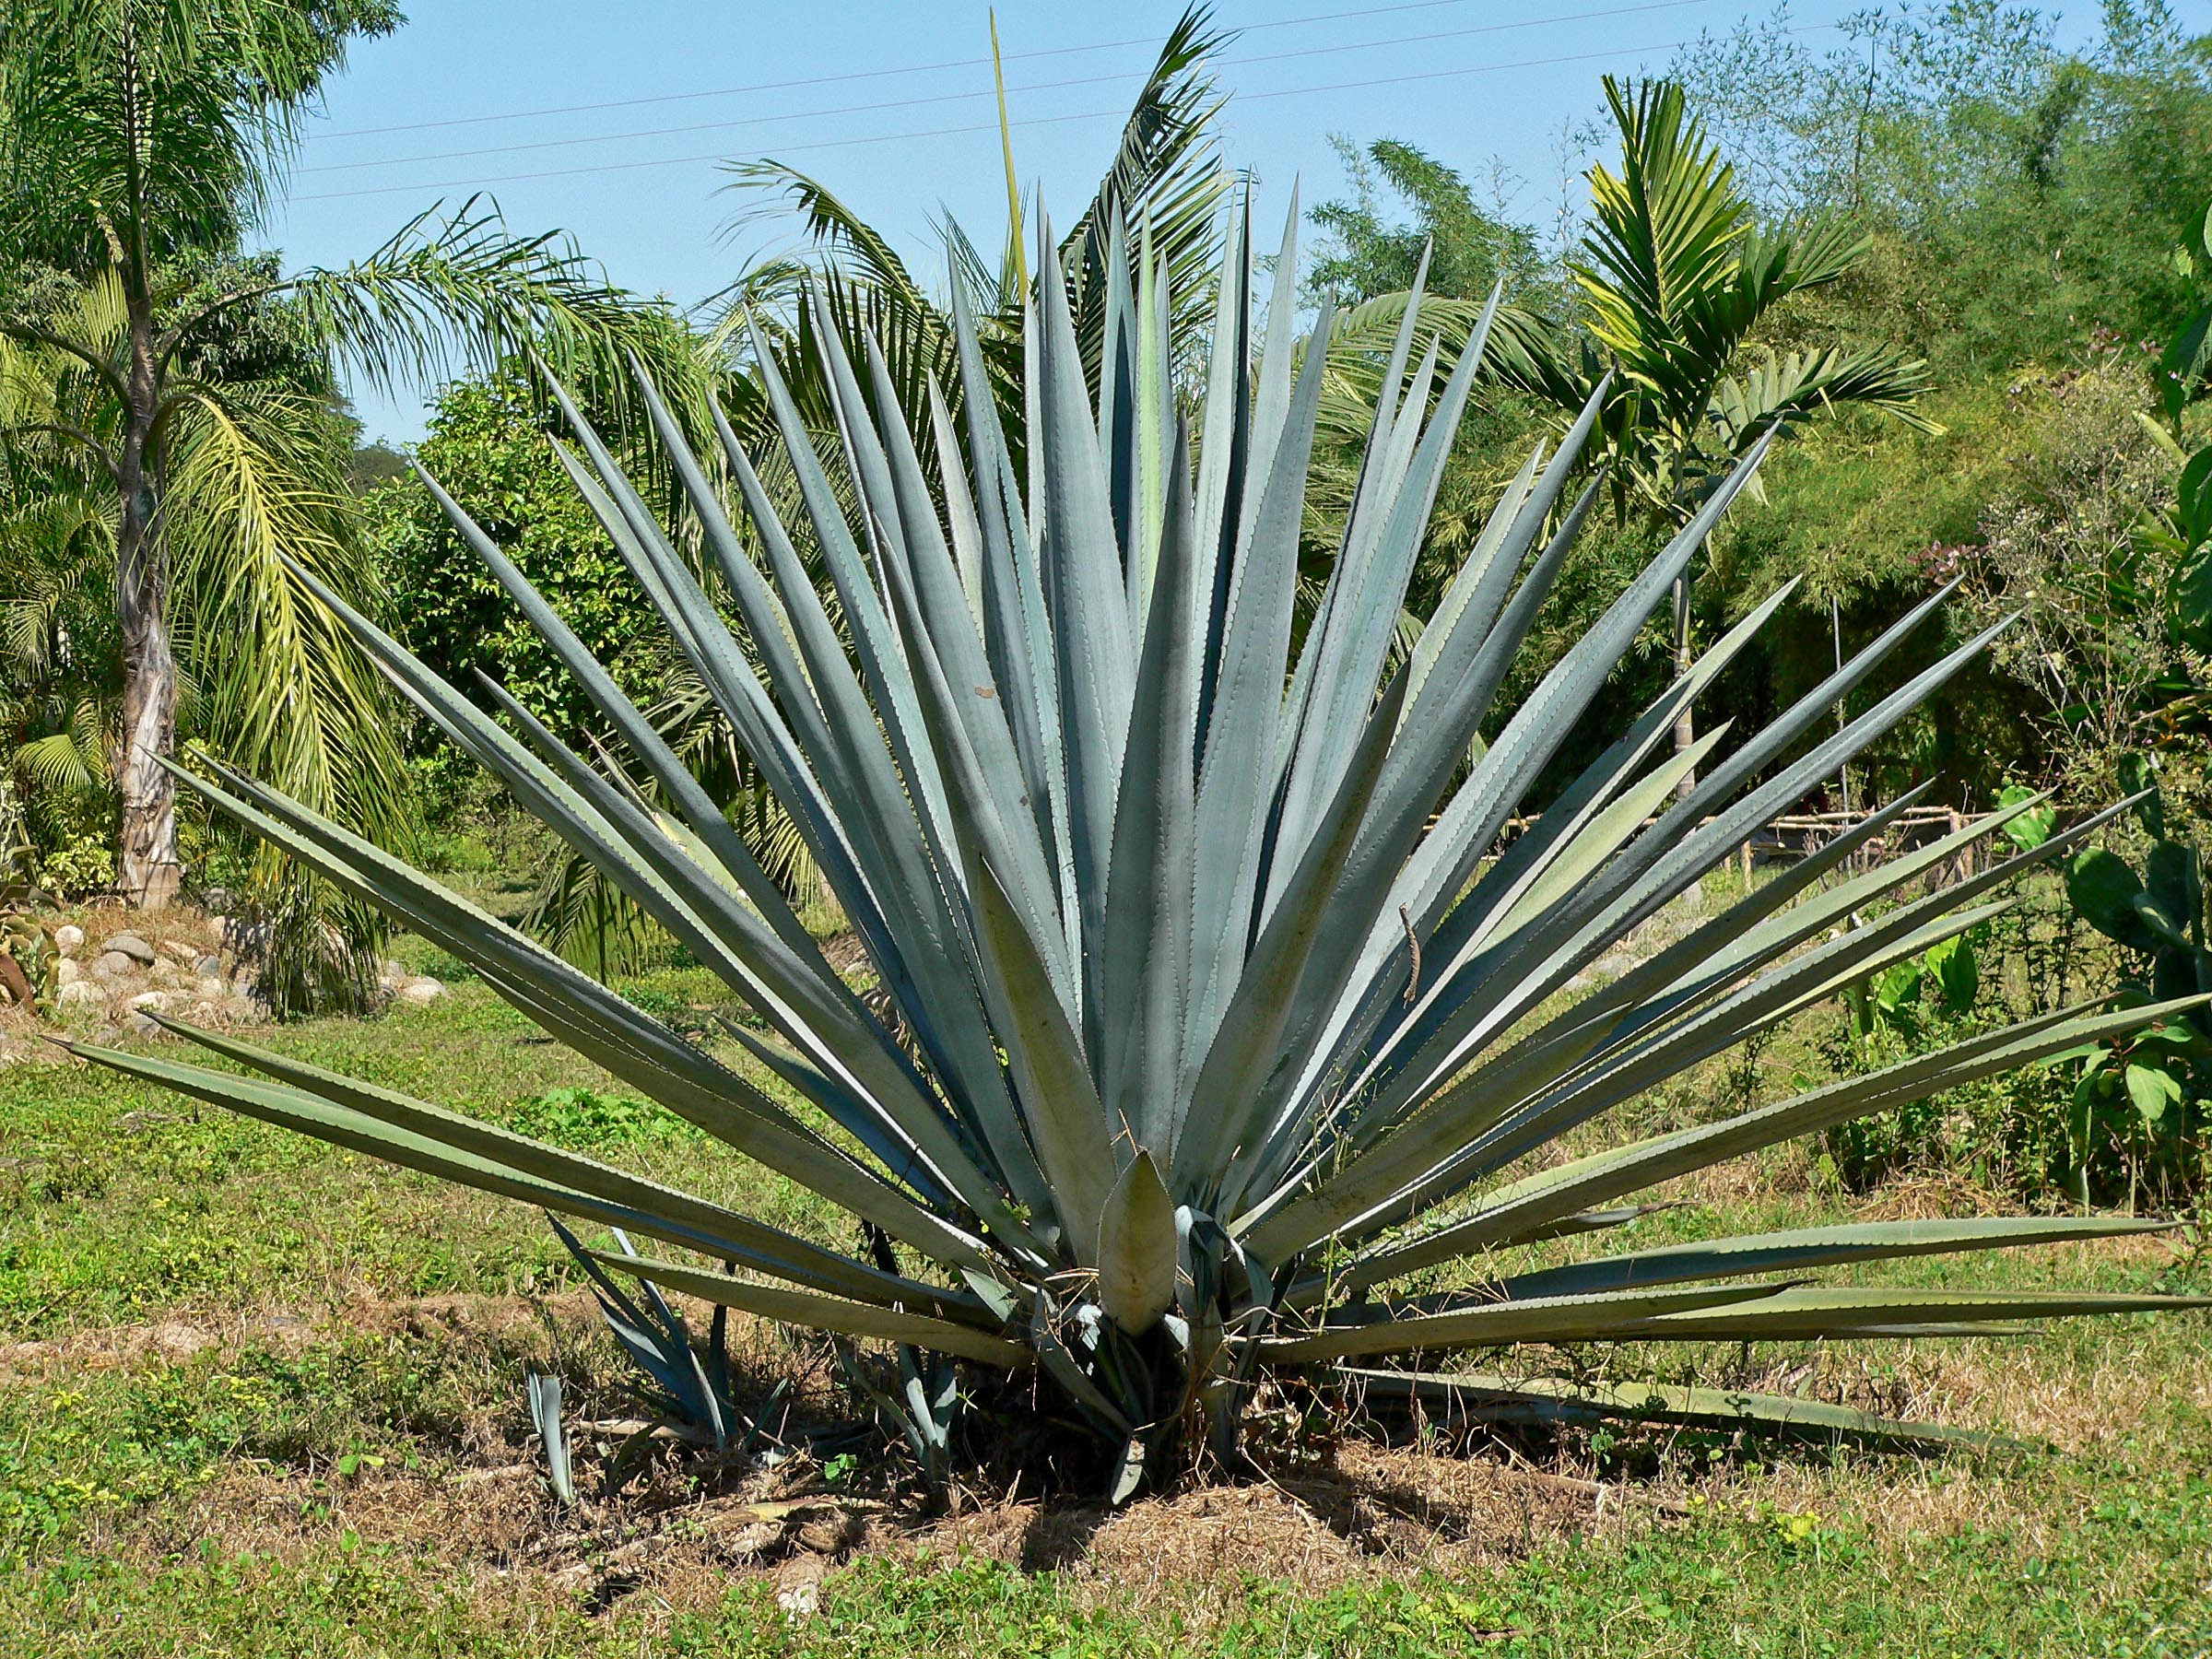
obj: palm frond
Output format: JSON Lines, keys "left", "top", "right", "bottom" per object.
{"left": 269, "top": 198, "right": 712, "bottom": 441}
{"left": 159, "top": 378, "right": 412, "bottom": 878}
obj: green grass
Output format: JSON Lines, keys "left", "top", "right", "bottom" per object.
{"left": 2, "top": 978, "right": 2209, "bottom": 1656}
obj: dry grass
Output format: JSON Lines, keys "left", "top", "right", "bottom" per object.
{"left": 18, "top": 1265, "right": 2204, "bottom": 1636}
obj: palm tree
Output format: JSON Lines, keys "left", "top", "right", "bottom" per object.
{"left": 707, "top": 6, "right": 1233, "bottom": 477}
{"left": 1488, "top": 76, "right": 1939, "bottom": 779}
{"left": 0, "top": 327, "right": 123, "bottom": 890}
{"left": 0, "top": 0, "right": 704, "bottom": 908}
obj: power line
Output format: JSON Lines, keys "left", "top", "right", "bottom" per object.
{"left": 290, "top": 26, "right": 1834, "bottom": 206}
{"left": 300, "top": 0, "right": 1726, "bottom": 178}
{"left": 307, "top": 0, "right": 1708, "bottom": 143}
{"left": 309, "top": 0, "right": 1502, "bottom": 140}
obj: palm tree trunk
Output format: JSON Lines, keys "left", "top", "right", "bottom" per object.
{"left": 114, "top": 303, "right": 180, "bottom": 910}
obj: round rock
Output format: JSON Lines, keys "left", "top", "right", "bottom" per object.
{"left": 396, "top": 977, "right": 446, "bottom": 1006}
{"left": 100, "top": 933, "right": 158, "bottom": 966}
{"left": 89, "top": 951, "right": 138, "bottom": 982}
{"left": 54, "top": 958, "right": 82, "bottom": 988}
{"left": 56, "top": 981, "right": 102, "bottom": 1010}
{"left": 53, "top": 925, "right": 84, "bottom": 959}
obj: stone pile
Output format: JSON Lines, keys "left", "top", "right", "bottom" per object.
{"left": 46, "top": 920, "right": 446, "bottom": 1035}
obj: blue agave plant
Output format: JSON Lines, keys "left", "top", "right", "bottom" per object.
{"left": 77, "top": 204, "right": 2207, "bottom": 1499}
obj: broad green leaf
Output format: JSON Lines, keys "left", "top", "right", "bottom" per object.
{"left": 2125, "top": 1062, "right": 2182, "bottom": 1127}
{"left": 2071, "top": 848, "right": 2153, "bottom": 951}
{"left": 1994, "top": 782, "right": 2055, "bottom": 850}
{"left": 1924, "top": 934, "right": 1978, "bottom": 1018}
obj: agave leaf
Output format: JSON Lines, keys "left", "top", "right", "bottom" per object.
{"left": 1616, "top": 1285, "right": 2212, "bottom": 1340}
{"left": 742, "top": 313, "right": 959, "bottom": 862}
{"left": 1134, "top": 231, "right": 1175, "bottom": 613}
{"left": 964, "top": 852, "right": 1117, "bottom": 1252}
{"left": 1302, "top": 779, "right": 1954, "bottom": 1196}
{"left": 75, "top": 1029, "right": 986, "bottom": 1324}
{"left": 1035, "top": 227, "right": 1136, "bottom": 1061}
{"left": 1494, "top": 1216, "right": 2177, "bottom": 1301}
{"left": 1178, "top": 668, "right": 1410, "bottom": 1187}
{"left": 277, "top": 541, "right": 975, "bottom": 1187}
{"left": 1241, "top": 583, "right": 1804, "bottom": 1206}
{"left": 1098, "top": 1151, "right": 1179, "bottom": 1334}
{"left": 857, "top": 324, "right": 1066, "bottom": 959}
{"left": 413, "top": 456, "right": 833, "bottom": 973}
{"left": 1487, "top": 728, "right": 1733, "bottom": 946}
{"left": 1031, "top": 1295, "right": 1136, "bottom": 1435}
{"left": 1349, "top": 1369, "right": 1994, "bottom": 1448}
{"left": 594, "top": 1251, "right": 1029, "bottom": 1369}
{"left": 164, "top": 757, "right": 997, "bottom": 1274}
{"left": 1192, "top": 194, "right": 1252, "bottom": 710}
{"left": 1277, "top": 629, "right": 2031, "bottom": 1251}
{"left": 1097, "top": 214, "right": 1139, "bottom": 586}
{"left": 631, "top": 367, "right": 955, "bottom": 999}
{"left": 1271, "top": 329, "right": 1444, "bottom": 795}
{"left": 1101, "top": 421, "right": 1198, "bottom": 1150}
{"left": 1257, "top": 1282, "right": 1783, "bottom": 1363}
{"left": 1402, "top": 440, "right": 1542, "bottom": 717}
{"left": 948, "top": 278, "right": 1069, "bottom": 914}
{"left": 1240, "top": 194, "right": 1304, "bottom": 513}
{"left": 1320, "top": 995, "right": 2212, "bottom": 1281}
{"left": 1267, "top": 285, "right": 1499, "bottom": 877}
{"left": 477, "top": 677, "right": 960, "bottom": 1194}
{"left": 1362, "top": 577, "right": 1978, "bottom": 1138}
{"left": 1393, "top": 577, "right": 1800, "bottom": 1003}
{"left": 1183, "top": 295, "right": 1336, "bottom": 1078}
{"left": 718, "top": 421, "right": 1028, "bottom": 1146}
{"left": 1448, "top": 896, "right": 2025, "bottom": 1188}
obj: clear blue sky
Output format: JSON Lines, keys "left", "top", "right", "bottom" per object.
{"left": 265, "top": 0, "right": 1879, "bottom": 443}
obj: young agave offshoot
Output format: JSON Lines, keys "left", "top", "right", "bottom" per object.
{"left": 77, "top": 204, "right": 2208, "bottom": 1500}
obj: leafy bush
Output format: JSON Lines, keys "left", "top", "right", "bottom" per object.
{"left": 2062, "top": 787, "right": 2212, "bottom": 1205}
{"left": 365, "top": 370, "right": 670, "bottom": 759}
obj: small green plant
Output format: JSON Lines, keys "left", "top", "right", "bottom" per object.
{"left": 524, "top": 1372, "right": 574, "bottom": 1507}
{"left": 1841, "top": 915, "right": 1983, "bottom": 1053}
{"left": 508, "top": 1087, "right": 699, "bottom": 1147}
{"left": 0, "top": 906, "right": 54, "bottom": 1015}
{"left": 2062, "top": 775, "right": 2212, "bottom": 1204}
{"left": 32, "top": 831, "right": 115, "bottom": 900}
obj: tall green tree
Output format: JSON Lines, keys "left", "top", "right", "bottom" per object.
{"left": 1488, "top": 77, "right": 1937, "bottom": 780}
{"left": 1668, "top": 0, "right": 2212, "bottom": 368}
{"left": 0, "top": 0, "right": 701, "bottom": 910}
{"left": 1307, "top": 136, "right": 1543, "bottom": 307}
